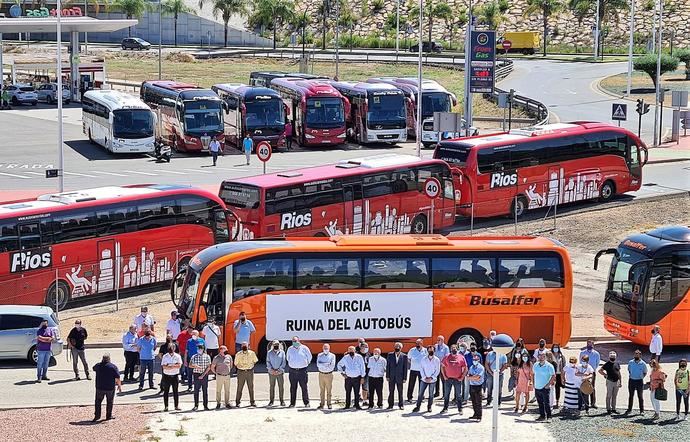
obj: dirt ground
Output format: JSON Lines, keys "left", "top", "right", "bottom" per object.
{"left": 61, "top": 194, "right": 690, "bottom": 343}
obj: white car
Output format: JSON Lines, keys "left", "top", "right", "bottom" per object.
{"left": 3, "top": 84, "right": 38, "bottom": 106}
{"left": 36, "top": 83, "right": 71, "bottom": 105}
{"left": 0, "top": 305, "right": 63, "bottom": 364}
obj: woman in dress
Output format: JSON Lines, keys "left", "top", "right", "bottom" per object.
{"left": 562, "top": 355, "right": 581, "bottom": 414}
{"left": 515, "top": 353, "right": 533, "bottom": 413}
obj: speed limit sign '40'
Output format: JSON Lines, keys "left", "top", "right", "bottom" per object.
{"left": 423, "top": 177, "right": 441, "bottom": 199}
{"left": 256, "top": 141, "right": 272, "bottom": 162}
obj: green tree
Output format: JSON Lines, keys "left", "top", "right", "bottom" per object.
{"left": 633, "top": 53, "right": 679, "bottom": 87}
{"left": 409, "top": 0, "right": 455, "bottom": 45}
{"left": 338, "top": 6, "right": 358, "bottom": 50}
{"left": 249, "top": 0, "right": 294, "bottom": 49}
{"left": 524, "top": 0, "right": 563, "bottom": 57}
{"left": 567, "top": 0, "right": 628, "bottom": 27}
{"left": 476, "top": 0, "right": 509, "bottom": 30}
{"left": 199, "top": 0, "right": 248, "bottom": 47}
{"left": 114, "top": 0, "right": 150, "bottom": 36}
{"left": 672, "top": 48, "right": 690, "bottom": 80}
{"left": 162, "top": 0, "right": 195, "bottom": 47}
{"left": 291, "top": 9, "right": 311, "bottom": 54}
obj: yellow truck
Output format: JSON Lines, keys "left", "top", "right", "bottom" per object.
{"left": 496, "top": 31, "right": 541, "bottom": 55}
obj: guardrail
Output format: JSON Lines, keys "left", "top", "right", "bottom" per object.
{"left": 107, "top": 79, "right": 141, "bottom": 92}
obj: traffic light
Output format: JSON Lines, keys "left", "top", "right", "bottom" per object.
{"left": 643, "top": 103, "right": 650, "bottom": 115}
{"left": 636, "top": 99, "right": 643, "bottom": 115}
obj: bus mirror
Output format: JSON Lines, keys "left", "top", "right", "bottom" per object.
{"left": 223, "top": 101, "right": 229, "bottom": 114}
{"left": 641, "top": 146, "right": 648, "bottom": 166}
{"left": 593, "top": 248, "right": 618, "bottom": 270}
{"left": 226, "top": 209, "right": 241, "bottom": 241}
{"left": 198, "top": 308, "right": 208, "bottom": 324}
{"left": 170, "top": 268, "right": 186, "bottom": 307}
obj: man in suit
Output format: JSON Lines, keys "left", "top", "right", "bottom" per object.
{"left": 386, "top": 342, "right": 408, "bottom": 410}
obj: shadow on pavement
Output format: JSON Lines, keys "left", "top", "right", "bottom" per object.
{"left": 13, "top": 380, "right": 40, "bottom": 386}
{"left": 64, "top": 140, "right": 147, "bottom": 161}
{"left": 69, "top": 420, "right": 99, "bottom": 426}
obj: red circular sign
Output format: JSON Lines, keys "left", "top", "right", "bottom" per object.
{"left": 256, "top": 141, "right": 272, "bottom": 162}
{"left": 423, "top": 177, "right": 441, "bottom": 199}
{"left": 502, "top": 40, "right": 512, "bottom": 50}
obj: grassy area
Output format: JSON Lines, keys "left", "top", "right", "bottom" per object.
{"left": 599, "top": 69, "right": 690, "bottom": 103}
{"left": 104, "top": 53, "right": 517, "bottom": 117}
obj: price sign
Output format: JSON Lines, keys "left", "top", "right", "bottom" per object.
{"left": 424, "top": 177, "right": 441, "bottom": 199}
{"left": 256, "top": 141, "right": 272, "bottom": 162}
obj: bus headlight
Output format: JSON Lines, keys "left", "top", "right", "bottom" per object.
{"left": 337, "top": 133, "right": 347, "bottom": 138}
{"left": 305, "top": 134, "right": 316, "bottom": 139}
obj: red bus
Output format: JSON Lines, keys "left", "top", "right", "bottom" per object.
{"left": 218, "top": 154, "right": 457, "bottom": 240}
{"left": 140, "top": 81, "right": 225, "bottom": 152}
{"left": 0, "top": 185, "right": 234, "bottom": 310}
{"left": 269, "top": 78, "right": 349, "bottom": 147}
{"left": 433, "top": 122, "right": 648, "bottom": 218}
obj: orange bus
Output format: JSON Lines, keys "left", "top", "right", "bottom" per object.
{"left": 172, "top": 234, "right": 572, "bottom": 358}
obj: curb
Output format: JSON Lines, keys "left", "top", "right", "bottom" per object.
{"left": 646, "top": 156, "right": 690, "bottom": 165}
{"left": 595, "top": 75, "right": 687, "bottom": 109}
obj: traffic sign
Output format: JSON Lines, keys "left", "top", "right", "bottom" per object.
{"left": 611, "top": 103, "right": 627, "bottom": 121}
{"left": 256, "top": 141, "right": 272, "bottom": 162}
{"left": 423, "top": 177, "right": 441, "bottom": 199}
{"left": 502, "top": 40, "right": 512, "bottom": 51}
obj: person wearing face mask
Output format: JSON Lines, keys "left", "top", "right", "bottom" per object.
{"left": 176, "top": 324, "right": 192, "bottom": 385}
{"left": 338, "top": 345, "right": 366, "bottom": 409}
{"left": 440, "top": 344, "right": 467, "bottom": 414}
{"left": 67, "top": 319, "right": 91, "bottom": 381}
{"left": 675, "top": 358, "right": 689, "bottom": 420}
{"left": 286, "top": 336, "right": 312, "bottom": 408}
{"left": 202, "top": 320, "right": 221, "bottom": 362}
{"left": 122, "top": 325, "right": 139, "bottom": 383}
{"left": 234, "top": 341, "right": 258, "bottom": 407}
{"left": 161, "top": 343, "right": 182, "bottom": 411}
{"left": 367, "top": 348, "right": 387, "bottom": 408}
{"left": 550, "top": 344, "right": 565, "bottom": 408}
{"left": 599, "top": 351, "right": 622, "bottom": 414}
{"left": 184, "top": 330, "right": 205, "bottom": 391}
{"left": 406, "top": 338, "right": 427, "bottom": 403}
{"left": 648, "top": 359, "right": 667, "bottom": 420}
{"left": 576, "top": 355, "right": 594, "bottom": 414}
{"left": 189, "top": 345, "right": 212, "bottom": 411}
{"left": 626, "top": 350, "right": 648, "bottom": 415}
{"left": 316, "top": 343, "right": 336, "bottom": 409}
{"left": 136, "top": 329, "right": 157, "bottom": 391}
{"left": 386, "top": 342, "right": 408, "bottom": 410}
{"left": 434, "top": 336, "right": 450, "bottom": 398}
{"left": 35, "top": 319, "right": 55, "bottom": 382}
{"left": 267, "top": 340, "right": 287, "bottom": 407}
{"left": 413, "top": 346, "right": 440, "bottom": 413}
{"left": 134, "top": 306, "right": 155, "bottom": 335}
{"left": 533, "top": 353, "right": 556, "bottom": 422}
{"left": 460, "top": 342, "right": 478, "bottom": 404}
{"left": 562, "top": 356, "right": 582, "bottom": 414}
{"left": 515, "top": 353, "right": 533, "bottom": 413}
{"left": 485, "top": 342, "right": 508, "bottom": 407}
{"left": 91, "top": 353, "right": 122, "bottom": 422}
{"left": 579, "top": 340, "right": 601, "bottom": 409}
{"left": 467, "top": 355, "right": 485, "bottom": 420}
{"left": 358, "top": 343, "right": 371, "bottom": 403}
{"left": 649, "top": 324, "right": 663, "bottom": 362}
{"left": 232, "top": 312, "right": 256, "bottom": 354}
{"left": 211, "top": 346, "right": 234, "bottom": 409}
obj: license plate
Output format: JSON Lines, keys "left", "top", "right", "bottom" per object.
{"left": 381, "top": 135, "right": 395, "bottom": 139}
{"left": 322, "top": 140, "right": 331, "bottom": 144}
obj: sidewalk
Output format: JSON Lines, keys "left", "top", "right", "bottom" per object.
{"left": 648, "top": 137, "right": 690, "bottom": 164}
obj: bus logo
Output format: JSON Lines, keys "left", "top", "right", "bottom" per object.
{"left": 10, "top": 248, "right": 52, "bottom": 273}
{"left": 280, "top": 210, "right": 313, "bottom": 230}
{"left": 490, "top": 171, "right": 518, "bottom": 188}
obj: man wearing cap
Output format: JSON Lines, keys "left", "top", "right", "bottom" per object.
{"left": 67, "top": 319, "right": 91, "bottom": 381}
{"left": 166, "top": 311, "right": 181, "bottom": 343}
{"left": 92, "top": 353, "right": 122, "bottom": 422}
{"left": 599, "top": 351, "right": 622, "bottom": 414}
{"left": 266, "top": 340, "right": 287, "bottom": 406}
{"left": 134, "top": 306, "right": 155, "bottom": 334}
{"left": 210, "top": 345, "right": 233, "bottom": 409}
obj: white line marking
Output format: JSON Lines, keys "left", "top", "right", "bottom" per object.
{"left": 92, "top": 171, "right": 128, "bottom": 177}
{"left": 0, "top": 171, "right": 31, "bottom": 179}
{"left": 123, "top": 170, "right": 158, "bottom": 176}
{"left": 154, "top": 169, "right": 187, "bottom": 175}
{"left": 24, "top": 171, "right": 44, "bottom": 176}
{"left": 63, "top": 171, "right": 98, "bottom": 178}
{"left": 183, "top": 168, "right": 212, "bottom": 174}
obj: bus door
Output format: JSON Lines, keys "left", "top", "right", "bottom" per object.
{"left": 546, "top": 165, "right": 562, "bottom": 207}
{"left": 343, "top": 182, "right": 364, "bottom": 235}
{"left": 627, "top": 138, "right": 643, "bottom": 179}
{"left": 96, "top": 239, "right": 116, "bottom": 294}
{"left": 198, "top": 267, "right": 227, "bottom": 337}
{"left": 646, "top": 253, "right": 689, "bottom": 344}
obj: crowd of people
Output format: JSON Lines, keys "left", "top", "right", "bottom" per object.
{"left": 34, "top": 307, "right": 690, "bottom": 424}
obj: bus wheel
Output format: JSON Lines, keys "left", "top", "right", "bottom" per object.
{"left": 599, "top": 180, "right": 616, "bottom": 202}
{"left": 46, "top": 281, "right": 71, "bottom": 311}
{"left": 449, "top": 328, "right": 483, "bottom": 348}
{"left": 411, "top": 214, "right": 428, "bottom": 234}
{"left": 510, "top": 196, "right": 527, "bottom": 219}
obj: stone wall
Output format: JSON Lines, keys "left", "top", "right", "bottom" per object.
{"left": 296, "top": 0, "right": 690, "bottom": 49}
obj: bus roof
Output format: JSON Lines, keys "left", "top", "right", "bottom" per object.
{"left": 621, "top": 225, "right": 690, "bottom": 256}
{"left": 142, "top": 80, "right": 199, "bottom": 91}
{"left": 270, "top": 78, "right": 342, "bottom": 98}
{"left": 83, "top": 90, "right": 150, "bottom": 111}
{"left": 223, "top": 154, "right": 443, "bottom": 188}
{"left": 190, "top": 234, "right": 566, "bottom": 271}
{"left": 0, "top": 184, "right": 212, "bottom": 217}
{"left": 212, "top": 83, "right": 280, "bottom": 100}
{"left": 331, "top": 81, "right": 403, "bottom": 96}
{"left": 367, "top": 77, "right": 450, "bottom": 94}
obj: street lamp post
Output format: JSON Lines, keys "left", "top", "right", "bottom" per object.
{"left": 463, "top": 0, "right": 473, "bottom": 131}
{"left": 335, "top": 0, "right": 340, "bottom": 80}
{"left": 653, "top": 0, "right": 663, "bottom": 147}
{"left": 395, "top": 0, "right": 400, "bottom": 60}
{"left": 626, "top": 0, "right": 635, "bottom": 96}
{"left": 491, "top": 334, "right": 515, "bottom": 442}
{"left": 57, "top": 0, "right": 65, "bottom": 192}
{"left": 158, "top": 0, "right": 163, "bottom": 80}
{"left": 594, "top": 0, "right": 600, "bottom": 58}
{"left": 415, "top": 0, "right": 423, "bottom": 158}
{"left": 84, "top": 0, "right": 88, "bottom": 54}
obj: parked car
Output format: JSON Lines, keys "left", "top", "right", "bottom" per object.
{"left": 0, "top": 306, "right": 63, "bottom": 364}
{"left": 409, "top": 41, "right": 443, "bottom": 53}
{"left": 121, "top": 37, "right": 151, "bottom": 50}
{"left": 36, "top": 83, "right": 71, "bottom": 105}
{"left": 3, "top": 84, "right": 38, "bottom": 106}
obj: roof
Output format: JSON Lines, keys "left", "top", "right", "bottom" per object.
{"left": 367, "top": 77, "right": 450, "bottom": 94}
{"left": 212, "top": 84, "right": 280, "bottom": 100}
{"left": 270, "top": 78, "right": 342, "bottom": 97}
{"left": 622, "top": 226, "right": 690, "bottom": 256}
{"left": 223, "top": 154, "right": 441, "bottom": 188}
{"left": 331, "top": 81, "right": 402, "bottom": 94}
{"left": 0, "top": 17, "right": 137, "bottom": 33}
{"left": 84, "top": 90, "right": 149, "bottom": 109}
{"left": 0, "top": 305, "right": 55, "bottom": 316}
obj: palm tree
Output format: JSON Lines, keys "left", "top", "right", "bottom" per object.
{"left": 249, "top": 0, "right": 294, "bottom": 49}
{"left": 476, "top": 0, "right": 509, "bottom": 30}
{"left": 568, "top": 0, "right": 628, "bottom": 54}
{"left": 292, "top": 9, "right": 311, "bottom": 55}
{"left": 114, "top": 0, "right": 150, "bottom": 36}
{"left": 199, "top": 0, "right": 249, "bottom": 47}
{"left": 524, "top": 0, "right": 564, "bottom": 57}
{"left": 338, "top": 6, "right": 357, "bottom": 51}
{"left": 409, "top": 1, "right": 454, "bottom": 45}
{"left": 162, "top": 0, "right": 195, "bottom": 47}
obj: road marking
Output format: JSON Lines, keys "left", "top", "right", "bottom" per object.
{"left": 0, "top": 171, "right": 31, "bottom": 179}
{"left": 64, "top": 171, "right": 98, "bottom": 178}
{"left": 154, "top": 169, "right": 187, "bottom": 175}
{"left": 92, "top": 171, "right": 128, "bottom": 177}
{"left": 24, "top": 171, "right": 44, "bottom": 176}
{"left": 183, "top": 168, "right": 212, "bottom": 174}
{"left": 123, "top": 170, "right": 157, "bottom": 176}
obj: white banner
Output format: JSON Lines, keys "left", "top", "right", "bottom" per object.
{"left": 265, "top": 291, "right": 433, "bottom": 341}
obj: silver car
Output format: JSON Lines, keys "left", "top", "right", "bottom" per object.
{"left": 36, "top": 83, "right": 71, "bottom": 105}
{"left": 0, "top": 305, "right": 63, "bottom": 364}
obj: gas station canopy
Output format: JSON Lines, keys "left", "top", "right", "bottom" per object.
{"left": 0, "top": 17, "right": 138, "bottom": 33}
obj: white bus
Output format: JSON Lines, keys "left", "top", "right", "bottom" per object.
{"left": 82, "top": 90, "right": 156, "bottom": 154}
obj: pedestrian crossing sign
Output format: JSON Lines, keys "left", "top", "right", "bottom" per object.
{"left": 612, "top": 103, "right": 627, "bottom": 121}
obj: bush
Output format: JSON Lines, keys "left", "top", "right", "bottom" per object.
{"left": 674, "top": 48, "right": 690, "bottom": 79}
{"left": 633, "top": 53, "right": 679, "bottom": 87}
{"left": 371, "top": 0, "right": 385, "bottom": 13}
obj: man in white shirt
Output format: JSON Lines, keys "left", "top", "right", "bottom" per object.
{"left": 413, "top": 345, "right": 441, "bottom": 413}
{"left": 649, "top": 325, "right": 663, "bottom": 362}
{"left": 166, "top": 311, "right": 181, "bottom": 342}
{"left": 232, "top": 312, "right": 256, "bottom": 354}
{"left": 316, "top": 343, "right": 336, "bottom": 409}
{"left": 406, "top": 338, "right": 427, "bottom": 402}
{"left": 202, "top": 320, "right": 221, "bottom": 361}
{"left": 134, "top": 306, "right": 155, "bottom": 334}
{"left": 161, "top": 344, "right": 183, "bottom": 412}
{"left": 286, "top": 336, "right": 312, "bottom": 407}
{"left": 338, "top": 345, "right": 366, "bottom": 409}
{"left": 367, "top": 348, "right": 387, "bottom": 409}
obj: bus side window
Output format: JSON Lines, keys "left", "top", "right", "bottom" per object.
{"left": 498, "top": 256, "right": 563, "bottom": 288}
{"left": 233, "top": 259, "right": 294, "bottom": 300}
{"left": 672, "top": 252, "right": 690, "bottom": 300}
{"left": 648, "top": 256, "right": 672, "bottom": 302}
{"left": 177, "top": 197, "right": 213, "bottom": 229}
{"left": 18, "top": 223, "right": 41, "bottom": 250}
{"left": 364, "top": 258, "right": 430, "bottom": 289}
{"left": 0, "top": 223, "right": 19, "bottom": 253}
{"left": 391, "top": 170, "right": 417, "bottom": 193}
{"left": 363, "top": 173, "right": 392, "bottom": 198}
{"left": 296, "top": 258, "right": 361, "bottom": 289}
{"left": 432, "top": 258, "right": 496, "bottom": 288}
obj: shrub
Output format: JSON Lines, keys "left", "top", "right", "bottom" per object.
{"left": 371, "top": 0, "right": 385, "bottom": 13}
{"left": 633, "top": 53, "right": 679, "bottom": 87}
{"left": 674, "top": 48, "right": 690, "bottom": 79}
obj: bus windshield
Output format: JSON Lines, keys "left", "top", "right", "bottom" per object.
{"left": 421, "top": 92, "right": 451, "bottom": 119}
{"left": 219, "top": 183, "right": 261, "bottom": 209}
{"left": 113, "top": 109, "right": 155, "bottom": 139}
{"left": 306, "top": 97, "right": 344, "bottom": 128}
{"left": 246, "top": 98, "right": 285, "bottom": 129}
{"left": 367, "top": 93, "right": 406, "bottom": 129}
{"left": 183, "top": 100, "right": 223, "bottom": 134}
{"left": 605, "top": 247, "right": 648, "bottom": 323}
{"left": 435, "top": 142, "right": 473, "bottom": 167}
